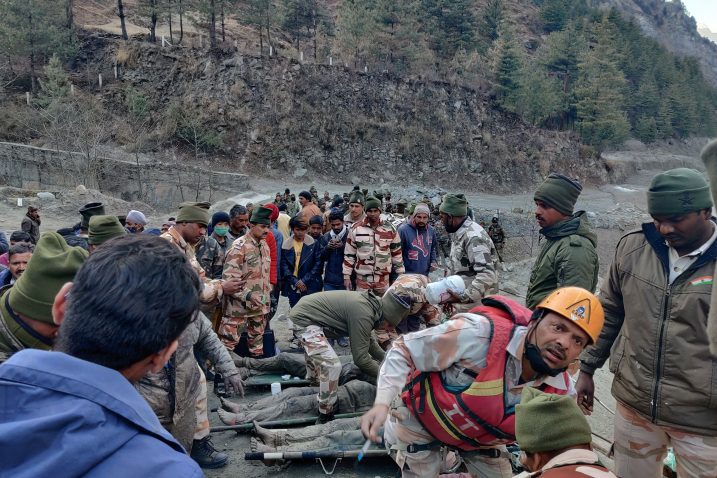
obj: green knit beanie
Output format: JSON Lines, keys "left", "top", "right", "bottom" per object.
{"left": 8, "top": 232, "right": 88, "bottom": 324}
{"left": 534, "top": 174, "right": 583, "bottom": 216}
{"left": 515, "top": 388, "right": 593, "bottom": 453}
{"left": 364, "top": 196, "right": 382, "bottom": 211}
{"left": 176, "top": 201, "right": 211, "bottom": 226}
{"left": 250, "top": 205, "right": 272, "bottom": 225}
{"left": 349, "top": 191, "right": 365, "bottom": 206}
{"left": 440, "top": 193, "right": 468, "bottom": 217}
{"left": 647, "top": 168, "right": 712, "bottom": 216}
{"left": 381, "top": 292, "right": 410, "bottom": 326}
{"left": 88, "top": 215, "right": 127, "bottom": 246}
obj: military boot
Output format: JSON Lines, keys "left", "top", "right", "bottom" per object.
{"left": 190, "top": 436, "right": 228, "bottom": 469}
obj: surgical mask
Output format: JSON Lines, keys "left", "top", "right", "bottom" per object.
{"left": 214, "top": 226, "right": 229, "bottom": 237}
{"left": 524, "top": 342, "right": 566, "bottom": 377}
{"left": 126, "top": 226, "right": 139, "bottom": 233}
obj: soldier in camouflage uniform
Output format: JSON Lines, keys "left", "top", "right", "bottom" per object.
{"left": 161, "top": 203, "right": 244, "bottom": 305}
{"left": 384, "top": 273, "right": 442, "bottom": 332}
{"left": 221, "top": 206, "right": 273, "bottom": 357}
{"left": 343, "top": 196, "right": 405, "bottom": 294}
{"left": 195, "top": 235, "right": 224, "bottom": 280}
{"left": 439, "top": 193, "right": 498, "bottom": 313}
{"left": 431, "top": 207, "right": 451, "bottom": 267}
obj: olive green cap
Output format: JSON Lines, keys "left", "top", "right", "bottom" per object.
{"left": 88, "top": 215, "right": 127, "bottom": 246}
{"left": 176, "top": 202, "right": 211, "bottom": 226}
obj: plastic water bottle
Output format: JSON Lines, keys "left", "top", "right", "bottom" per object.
{"left": 663, "top": 449, "right": 676, "bottom": 472}
{"left": 271, "top": 382, "right": 282, "bottom": 396}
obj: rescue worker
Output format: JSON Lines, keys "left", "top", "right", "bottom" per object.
{"left": 343, "top": 196, "right": 405, "bottom": 294}
{"left": 360, "top": 287, "right": 604, "bottom": 478}
{"left": 440, "top": 193, "right": 498, "bottom": 312}
{"left": 525, "top": 174, "right": 598, "bottom": 309}
{"left": 221, "top": 205, "right": 273, "bottom": 357}
{"left": 344, "top": 191, "right": 366, "bottom": 227}
{"left": 513, "top": 388, "right": 617, "bottom": 477}
{"left": 577, "top": 168, "right": 717, "bottom": 477}
{"left": 488, "top": 216, "right": 506, "bottom": 262}
{"left": 287, "top": 289, "right": 407, "bottom": 423}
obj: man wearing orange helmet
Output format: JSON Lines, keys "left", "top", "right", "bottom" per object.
{"left": 360, "top": 287, "right": 604, "bottom": 478}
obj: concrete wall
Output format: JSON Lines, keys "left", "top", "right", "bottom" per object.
{"left": 0, "top": 142, "right": 248, "bottom": 209}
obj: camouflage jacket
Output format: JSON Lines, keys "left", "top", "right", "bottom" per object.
{"left": 343, "top": 216, "right": 405, "bottom": 284}
{"left": 447, "top": 217, "right": 498, "bottom": 307}
{"left": 488, "top": 224, "right": 505, "bottom": 245}
{"left": 384, "top": 274, "right": 440, "bottom": 326}
{"left": 137, "top": 312, "right": 238, "bottom": 450}
{"left": 196, "top": 235, "right": 225, "bottom": 280}
{"left": 343, "top": 211, "right": 366, "bottom": 228}
{"left": 162, "top": 227, "right": 223, "bottom": 304}
{"left": 222, "top": 232, "right": 271, "bottom": 318}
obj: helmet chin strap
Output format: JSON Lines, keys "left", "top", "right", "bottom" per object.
{"left": 524, "top": 314, "right": 567, "bottom": 378}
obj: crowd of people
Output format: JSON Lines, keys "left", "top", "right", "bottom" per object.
{"left": 1, "top": 148, "right": 717, "bottom": 477}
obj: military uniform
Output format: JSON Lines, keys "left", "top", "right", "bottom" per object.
{"left": 343, "top": 216, "right": 405, "bottom": 293}
{"left": 488, "top": 222, "right": 505, "bottom": 251}
{"left": 446, "top": 218, "right": 498, "bottom": 313}
{"left": 221, "top": 232, "right": 271, "bottom": 356}
{"left": 431, "top": 213, "right": 451, "bottom": 266}
{"left": 384, "top": 274, "right": 440, "bottom": 332}
{"left": 162, "top": 227, "right": 223, "bottom": 304}
{"left": 195, "top": 234, "right": 225, "bottom": 280}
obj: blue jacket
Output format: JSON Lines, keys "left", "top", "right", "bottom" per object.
{"left": 398, "top": 221, "right": 437, "bottom": 276}
{"left": 0, "top": 268, "right": 11, "bottom": 287}
{"left": 0, "top": 349, "right": 202, "bottom": 478}
{"left": 280, "top": 235, "right": 323, "bottom": 295}
{"left": 320, "top": 229, "right": 348, "bottom": 286}
{"left": 272, "top": 224, "right": 283, "bottom": 280}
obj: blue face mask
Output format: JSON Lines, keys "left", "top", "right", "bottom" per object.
{"left": 126, "top": 226, "right": 139, "bottom": 233}
{"left": 214, "top": 226, "right": 229, "bottom": 237}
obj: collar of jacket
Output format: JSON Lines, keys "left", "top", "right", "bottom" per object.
{"left": 0, "top": 288, "right": 53, "bottom": 350}
{"left": 282, "top": 234, "right": 315, "bottom": 250}
{"left": 539, "top": 211, "right": 583, "bottom": 238}
{"left": 165, "top": 226, "right": 189, "bottom": 252}
{"left": 642, "top": 218, "right": 717, "bottom": 275}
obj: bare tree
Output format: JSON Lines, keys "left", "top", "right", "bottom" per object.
{"left": 117, "top": 0, "right": 129, "bottom": 40}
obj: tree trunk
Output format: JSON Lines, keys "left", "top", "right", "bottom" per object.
{"left": 221, "top": 1, "right": 225, "bottom": 42}
{"left": 149, "top": 0, "right": 158, "bottom": 43}
{"left": 259, "top": 28, "right": 263, "bottom": 56}
{"left": 209, "top": 0, "right": 217, "bottom": 49}
{"left": 66, "top": 0, "right": 74, "bottom": 31}
{"left": 117, "top": 0, "right": 128, "bottom": 40}
{"left": 168, "top": 0, "right": 174, "bottom": 43}
{"left": 28, "top": 11, "right": 37, "bottom": 92}
{"left": 178, "top": 0, "right": 184, "bottom": 44}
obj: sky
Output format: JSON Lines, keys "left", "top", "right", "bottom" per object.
{"left": 681, "top": 0, "right": 717, "bottom": 31}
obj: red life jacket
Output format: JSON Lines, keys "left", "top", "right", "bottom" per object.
{"left": 401, "top": 295, "right": 570, "bottom": 451}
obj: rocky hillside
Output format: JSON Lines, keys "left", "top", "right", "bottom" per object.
{"left": 589, "top": 0, "right": 717, "bottom": 86}
{"left": 80, "top": 38, "right": 608, "bottom": 191}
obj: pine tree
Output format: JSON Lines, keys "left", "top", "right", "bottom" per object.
{"left": 493, "top": 27, "right": 523, "bottom": 113}
{"left": 519, "top": 63, "right": 562, "bottom": 126}
{"left": 574, "top": 21, "right": 629, "bottom": 148}
{"left": 479, "top": 0, "right": 503, "bottom": 44}
{"left": 0, "top": 0, "right": 75, "bottom": 91}
{"left": 335, "top": 0, "right": 374, "bottom": 68}
{"left": 35, "top": 54, "right": 70, "bottom": 108}
{"left": 421, "top": 0, "right": 477, "bottom": 60}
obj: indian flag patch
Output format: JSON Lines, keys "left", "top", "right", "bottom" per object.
{"left": 690, "top": 276, "right": 713, "bottom": 286}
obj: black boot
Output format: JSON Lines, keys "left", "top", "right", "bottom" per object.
{"left": 190, "top": 436, "right": 228, "bottom": 469}
{"left": 315, "top": 412, "right": 335, "bottom": 425}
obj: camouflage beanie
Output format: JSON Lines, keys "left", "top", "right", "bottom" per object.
{"left": 515, "top": 388, "right": 592, "bottom": 453}
{"left": 440, "top": 193, "right": 468, "bottom": 217}
{"left": 647, "top": 168, "right": 712, "bottom": 216}
{"left": 176, "top": 202, "right": 211, "bottom": 226}
{"left": 88, "top": 215, "right": 126, "bottom": 246}
{"left": 534, "top": 174, "right": 582, "bottom": 216}
{"left": 8, "top": 232, "right": 88, "bottom": 324}
{"left": 365, "top": 196, "right": 382, "bottom": 211}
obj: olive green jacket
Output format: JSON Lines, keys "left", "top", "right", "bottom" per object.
{"left": 581, "top": 222, "right": 717, "bottom": 435}
{"left": 525, "top": 211, "right": 598, "bottom": 309}
{"left": 288, "top": 290, "right": 385, "bottom": 377}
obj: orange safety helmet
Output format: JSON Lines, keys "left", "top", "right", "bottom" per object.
{"left": 535, "top": 287, "right": 605, "bottom": 344}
